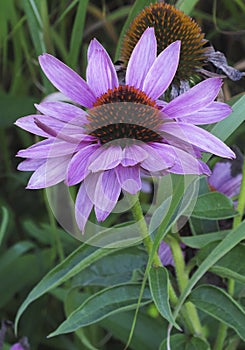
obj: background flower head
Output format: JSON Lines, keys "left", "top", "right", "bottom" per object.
{"left": 120, "top": 2, "right": 243, "bottom": 98}
{"left": 16, "top": 28, "right": 234, "bottom": 232}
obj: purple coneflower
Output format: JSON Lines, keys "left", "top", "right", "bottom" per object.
{"left": 16, "top": 28, "right": 234, "bottom": 232}
{"left": 208, "top": 148, "right": 244, "bottom": 199}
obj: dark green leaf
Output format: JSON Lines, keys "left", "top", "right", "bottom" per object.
{"left": 15, "top": 244, "right": 123, "bottom": 333}
{"left": 189, "top": 285, "right": 245, "bottom": 341}
{"left": 160, "top": 334, "right": 210, "bottom": 350}
{"left": 48, "top": 283, "right": 152, "bottom": 337}
{"left": 197, "top": 243, "right": 245, "bottom": 283}
{"left": 101, "top": 311, "right": 167, "bottom": 350}
{"left": 191, "top": 192, "right": 237, "bottom": 220}
{"left": 72, "top": 247, "right": 147, "bottom": 287}
{"left": 149, "top": 266, "right": 180, "bottom": 329}
{"left": 181, "top": 230, "right": 230, "bottom": 249}
{"left": 0, "top": 92, "right": 36, "bottom": 127}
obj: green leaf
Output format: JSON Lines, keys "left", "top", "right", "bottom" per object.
{"left": 197, "top": 243, "right": 245, "bottom": 284}
{"left": 181, "top": 230, "right": 230, "bottom": 249}
{"left": 48, "top": 283, "right": 152, "bottom": 337}
{"left": 171, "top": 220, "right": 245, "bottom": 326}
{"left": 149, "top": 266, "right": 180, "bottom": 329}
{"left": 160, "top": 334, "right": 210, "bottom": 350}
{"left": 189, "top": 285, "right": 245, "bottom": 341}
{"left": 0, "top": 92, "right": 37, "bottom": 127}
{"left": 0, "top": 249, "right": 52, "bottom": 308}
{"left": 191, "top": 192, "right": 237, "bottom": 220}
{"left": 14, "top": 244, "right": 123, "bottom": 333}
{"left": 67, "top": 0, "right": 89, "bottom": 69}
{"left": 21, "top": 0, "right": 46, "bottom": 55}
{"left": 72, "top": 246, "right": 147, "bottom": 287}
{"left": 101, "top": 311, "right": 167, "bottom": 350}
{"left": 0, "top": 207, "right": 9, "bottom": 246}
{"left": 115, "top": 0, "right": 159, "bottom": 60}
{"left": 175, "top": 0, "right": 199, "bottom": 14}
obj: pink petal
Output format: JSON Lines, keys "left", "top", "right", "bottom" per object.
{"left": 143, "top": 41, "right": 181, "bottom": 99}
{"left": 66, "top": 144, "right": 99, "bottom": 186}
{"left": 15, "top": 115, "right": 50, "bottom": 137}
{"left": 116, "top": 165, "right": 141, "bottom": 194}
{"left": 162, "top": 122, "right": 235, "bottom": 159}
{"left": 17, "top": 158, "right": 46, "bottom": 171}
{"left": 86, "top": 48, "right": 118, "bottom": 98}
{"left": 125, "top": 28, "right": 157, "bottom": 90}
{"left": 35, "top": 101, "right": 88, "bottom": 125}
{"left": 94, "top": 169, "right": 121, "bottom": 220}
{"left": 17, "top": 138, "right": 78, "bottom": 158}
{"left": 121, "top": 144, "right": 148, "bottom": 166}
{"left": 163, "top": 78, "right": 223, "bottom": 118}
{"left": 88, "top": 145, "right": 123, "bottom": 172}
{"left": 75, "top": 182, "right": 94, "bottom": 232}
{"left": 26, "top": 156, "right": 70, "bottom": 189}
{"left": 175, "top": 102, "right": 232, "bottom": 125}
{"left": 39, "top": 54, "right": 96, "bottom": 108}
{"left": 140, "top": 143, "right": 175, "bottom": 172}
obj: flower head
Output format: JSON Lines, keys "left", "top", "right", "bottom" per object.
{"left": 16, "top": 28, "right": 234, "bottom": 232}
{"left": 120, "top": 3, "right": 243, "bottom": 97}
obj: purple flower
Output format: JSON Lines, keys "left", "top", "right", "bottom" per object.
{"left": 208, "top": 161, "right": 242, "bottom": 199}
{"left": 10, "top": 343, "right": 25, "bottom": 350}
{"left": 16, "top": 28, "right": 235, "bottom": 232}
{"left": 158, "top": 241, "right": 185, "bottom": 266}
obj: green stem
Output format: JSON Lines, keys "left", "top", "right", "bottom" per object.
{"left": 128, "top": 194, "right": 178, "bottom": 303}
{"left": 214, "top": 158, "right": 245, "bottom": 350}
{"left": 168, "top": 236, "right": 203, "bottom": 336}
{"left": 129, "top": 194, "right": 161, "bottom": 267}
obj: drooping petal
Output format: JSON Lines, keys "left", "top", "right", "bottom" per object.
{"left": 121, "top": 144, "right": 148, "bottom": 166}
{"left": 125, "top": 27, "right": 157, "bottom": 90}
{"left": 26, "top": 156, "right": 71, "bottom": 189}
{"left": 162, "top": 122, "right": 235, "bottom": 159}
{"left": 174, "top": 102, "right": 232, "bottom": 125}
{"left": 143, "top": 41, "right": 181, "bottom": 99}
{"left": 88, "top": 145, "right": 123, "bottom": 172}
{"left": 94, "top": 169, "right": 121, "bottom": 221}
{"left": 150, "top": 142, "right": 210, "bottom": 175}
{"left": 17, "top": 158, "right": 46, "bottom": 171}
{"left": 75, "top": 182, "right": 94, "bottom": 232}
{"left": 16, "top": 114, "right": 84, "bottom": 142}
{"left": 15, "top": 115, "right": 50, "bottom": 137}
{"left": 17, "top": 138, "right": 79, "bottom": 159}
{"left": 163, "top": 78, "right": 223, "bottom": 118}
{"left": 35, "top": 101, "right": 88, "bottom": 125}
{"left": 86, "top": 48, "right": 118, "bottom": 98}
{"left": 39, "top": 54, "right": 96, "bottom": 108}
{"left": 140, "top": 143, "right": 175, "bottom": 172}
{"left": 115, "top": 165, "right": 141, "bottom": 194}
{"left": 66, "top": 144, "right": 99, "bottom": 186}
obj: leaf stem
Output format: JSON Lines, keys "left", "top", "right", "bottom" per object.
{"left": 168, "top": 236, "right": 203, "bottom": 336}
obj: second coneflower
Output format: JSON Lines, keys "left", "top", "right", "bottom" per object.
{"left": 120, "top": 2, "right": 242, "bottom": 98}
